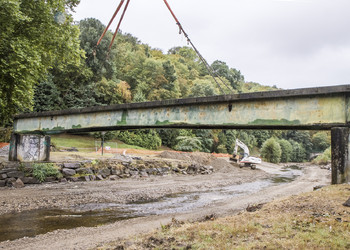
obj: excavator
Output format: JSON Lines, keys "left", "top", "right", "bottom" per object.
{"left": 230, "top": 139, "right": 262, "bottom": 170}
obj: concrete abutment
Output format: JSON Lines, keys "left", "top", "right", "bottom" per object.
{"left": 9, "top": 134, "right": 50, "bottom": 162}
{"left": 331, "top": 127, "right": 350, "bottom": 184}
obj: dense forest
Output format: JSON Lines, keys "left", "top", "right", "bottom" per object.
{"left": 0, "top": 0, "right": 331, "bottom": 163}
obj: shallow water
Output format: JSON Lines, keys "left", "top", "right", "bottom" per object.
{"left": 0, "top": 166, "right": 302, "bottom": 242}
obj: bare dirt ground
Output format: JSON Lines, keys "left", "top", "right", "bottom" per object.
{"left": 0, "top": 151, "right": 331, "bottom": 250}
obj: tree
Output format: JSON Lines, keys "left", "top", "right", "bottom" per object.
{"left": 289, "top": 140, "right": 306, "bottom": 162}
{"left": 211, "top": 60, "right": 244, "bottom": 91}
{"left": 278, "top": 139, "right": 293, "bottom": 163}
{"left": 312, "top": 131, "right": 330, "bottom": 152}
{"left": 0, "top": 0, "right": 83, "bottom": 125}
{"left": 78, "top": 18, "right": 117, "bottom": 82}
{"left": 174, "top": 136, "right": 202, "bottom": 152}
{"left": 261, "top": 137, "right": 282, "bottom": 163}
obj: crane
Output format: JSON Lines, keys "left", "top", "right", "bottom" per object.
{"left": 231, "top": 139, "right": 262, "bottom": 170}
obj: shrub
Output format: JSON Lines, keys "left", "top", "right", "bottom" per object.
{"left": 117, "top": 129, "right": 161, "bottom": 150}
{"left": 174, "top": 136, "right": 202, "bottom": 152}
{"left": 312, "top": 147, "right": 331, "bottom": 165}
{"left": 278, "top": 139, "right": 293, "bottom": 163}
{"left": 312, "top": 131, "right": 330, "bottom": 152}
{"left": 289, "top": 140, "right": 306, "bottom": 162}
{"left": 261, "top": 137, "right": 282, "bottom": 163}
{"left": 32, "top": 163, "right": 62, "bottom": 182}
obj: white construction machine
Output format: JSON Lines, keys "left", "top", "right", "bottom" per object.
{"left": 230, "top": 139, "right": 262, "bottom": 169}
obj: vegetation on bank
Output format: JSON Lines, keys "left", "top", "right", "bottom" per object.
{"left": 102, "top": 185, "right": 350, "bottom": 249}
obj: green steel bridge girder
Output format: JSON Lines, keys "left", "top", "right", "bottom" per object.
{"left": 14, "top": 85, "right": 350, "bottom": 134}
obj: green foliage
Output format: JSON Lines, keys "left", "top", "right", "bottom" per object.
{"left": 252, "top": 130, "right": 271, "bottom": 147}
{"left": 0, "top": 127, "right": 12, "bottom": 142}
{"left": 32, "top": 163, "right": 62, "bottom": 183}
{"left": 157, "top": 129, "right": 193, "bottom": 149}
{"left": 117, "top": 129, "right": 161, "bottom": 150}
{"left": 312, "top": 131, "right": 330, "bottom": 152}
{"left": 283, "top": 131, "right": 312, "bottom": 157}
{"left": 174, "top": 136, "right": 202, "bottom": 152}
{"left": 289, "top": 140, "right": 306, "bottom": 162}
{"left": 0, "top": 0, "right": 83, "bottom": 125}
{"left": 261, "top": 137, "right": 282, "bottom": 163}
{"left": 312, "top": 147, "right": 331, "bottom": 165}
{"left": 217, "top": 144, "right": 228, "bottom": 154}
{"left": 194, "top": 129, "right": 214, "bottom": 153}
{"left": 278, "top": 139, "right": 293, "bottom": 163}
{"left": 211, "top": 60, "right": 244, "bottom": 91}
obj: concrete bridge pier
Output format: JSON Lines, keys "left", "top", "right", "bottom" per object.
{"left": 331, "top": 127, "right": 350, "bottom": 184}
{"left": 8, "top": 134, "right": 50, "bottom": 162}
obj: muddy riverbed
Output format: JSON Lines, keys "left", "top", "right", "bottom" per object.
{"left": 0, "top": 152, "right": 331, "bottom": 250}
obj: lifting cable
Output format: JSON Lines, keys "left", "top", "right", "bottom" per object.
{"left": 162, "top": 0, "right": 234, "bottom": 95}
{"left": 96, "top": 0, "right": 234, "bottom": 95}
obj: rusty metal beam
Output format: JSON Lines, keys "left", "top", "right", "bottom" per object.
{"left": 14, "top": 85, "right": 350, "bottom": 134}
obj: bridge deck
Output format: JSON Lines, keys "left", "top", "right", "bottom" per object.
{"left": 14, "top": 85, "right": 350, "bottom": 134}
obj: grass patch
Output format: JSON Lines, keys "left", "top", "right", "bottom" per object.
{"left": 51, "top": 134, "right": 148, "bottom": 152}
{"left": 103, "top": 184, "right": 350, "bottom": 249}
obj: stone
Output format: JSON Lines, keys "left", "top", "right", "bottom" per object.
{"left": 60, "top": 178, "right": 67, "bottom": 183}
{"left": 7, "top": 171, "right": 24, "bottom": 178}
{"left": 79, "top": 176, "right": 90, "bottom": 182}
{"left": 0, "top": 173, "right": 7, "bottom": 180}
{"left": 343, "top": 197, "right": 350, "bottom": 207}
{"left": 66, "top": 177, "right": 79, "bottom": 182}
{"left": 62, "top": 168, "right": 76, "bottom": 177}
{"left": 22, "top": 177, "right": 41, "bottom": 184}
{"left": 111, "top": 168, "right": 123, "bottom": 175}
{"left": 89, "top": 175, "right": 96, "bottom": 181}
{"left": 45, "top": 177, "right": 57, "bottom": 182}
{"left": 96, "top": 175, "right": 104, "bottom": 180}
{"left": 0, "top": 180, "right": 6, "bottom": 187}
{"left": 63, "top": 163, "right": 80, "bottom": 169}
{"left": 98, "top": 168, "right": 111, "bottom": 178}
{"left": 109, "top": 175, "right": 119, "bottom": 180}
{"left": 13, "top": 178, "right": 25, "bottom": 188}
{"left": 76, "top": 168, "right": 93, "bottom": 175}
{"left": 130, "top": 171, "right": 139, "bottom": 176}
{"left": 140, "top": 171, "right": 149, "bottom": 178}
{"left": 6, "top": 178, "right": 16, "bottom": 187}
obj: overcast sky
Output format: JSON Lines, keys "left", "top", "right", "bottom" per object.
{"left": 73, "top": 0, "right": 350, "bottom": 89}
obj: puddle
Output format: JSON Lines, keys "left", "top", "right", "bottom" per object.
{"left": 0, "top": 208, "right": 137, "bottom": 243}
{"left": 0, "top": 166, "right": 302, "bottom": 242}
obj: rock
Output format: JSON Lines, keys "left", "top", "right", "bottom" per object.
{"left": 7, "top": 171, "right": 24, "bottom": 178}
{"left": 111, "top": 168, "right": 123, "bottom": 175}
{"left": 13, "top": 178, "right": 25, "bottom": 188}
{"left": 0, "top": 180, "right": 6, "bottom": 187}
{"left": 22, "top": 177, "right": 41, "bottom": 184}
{"left": 140, "top": 171, "right": 149, "bottom": 178}
{"left": 6, "top": 178, "right": 16, "bottom": 187}
{"left": 343, "top": 197, "right": 350, "bottom": 207}
{"left": 76, "top": 168, "right": 93, "bottom": 175}
{"left": 98, "top": 168, "right": 111, "bottom": 178}
{"left": 45, "top": 177, "right": 57, "bottom": 182}
{"left": 60, "top": 178, "right": 68, "bottom": 183}
{"left": 62, "top": 168, "right": 76, "bottom": 177}
{"left": 109, "top": 175, "right": 119, "bottom": 180}
{"left": 66, "top": 177, "right": 79, "bottom": 182}
{"left": 96, "top": 175, "right": 104, "bottom": 180}
{"left": 0, "top": 173, "right": 7, "bottom": 180}
{"left": 89, "top": 175, "right": 96, "bottom": 181}
{"left": 79, "top": 176, "right": 90, "bottom": 182}
{"left": 63, "top": 163, "right": 80, "bottom": 169}
{"left": 313, "top": 185, "right": 326, "bottom": 191}
{"left": 130, "top": 171, "right": 139, "bottom": 176}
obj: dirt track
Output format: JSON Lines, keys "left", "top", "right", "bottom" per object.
{"left": 0, "top": 155, "right": 331, "bottom": 250}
